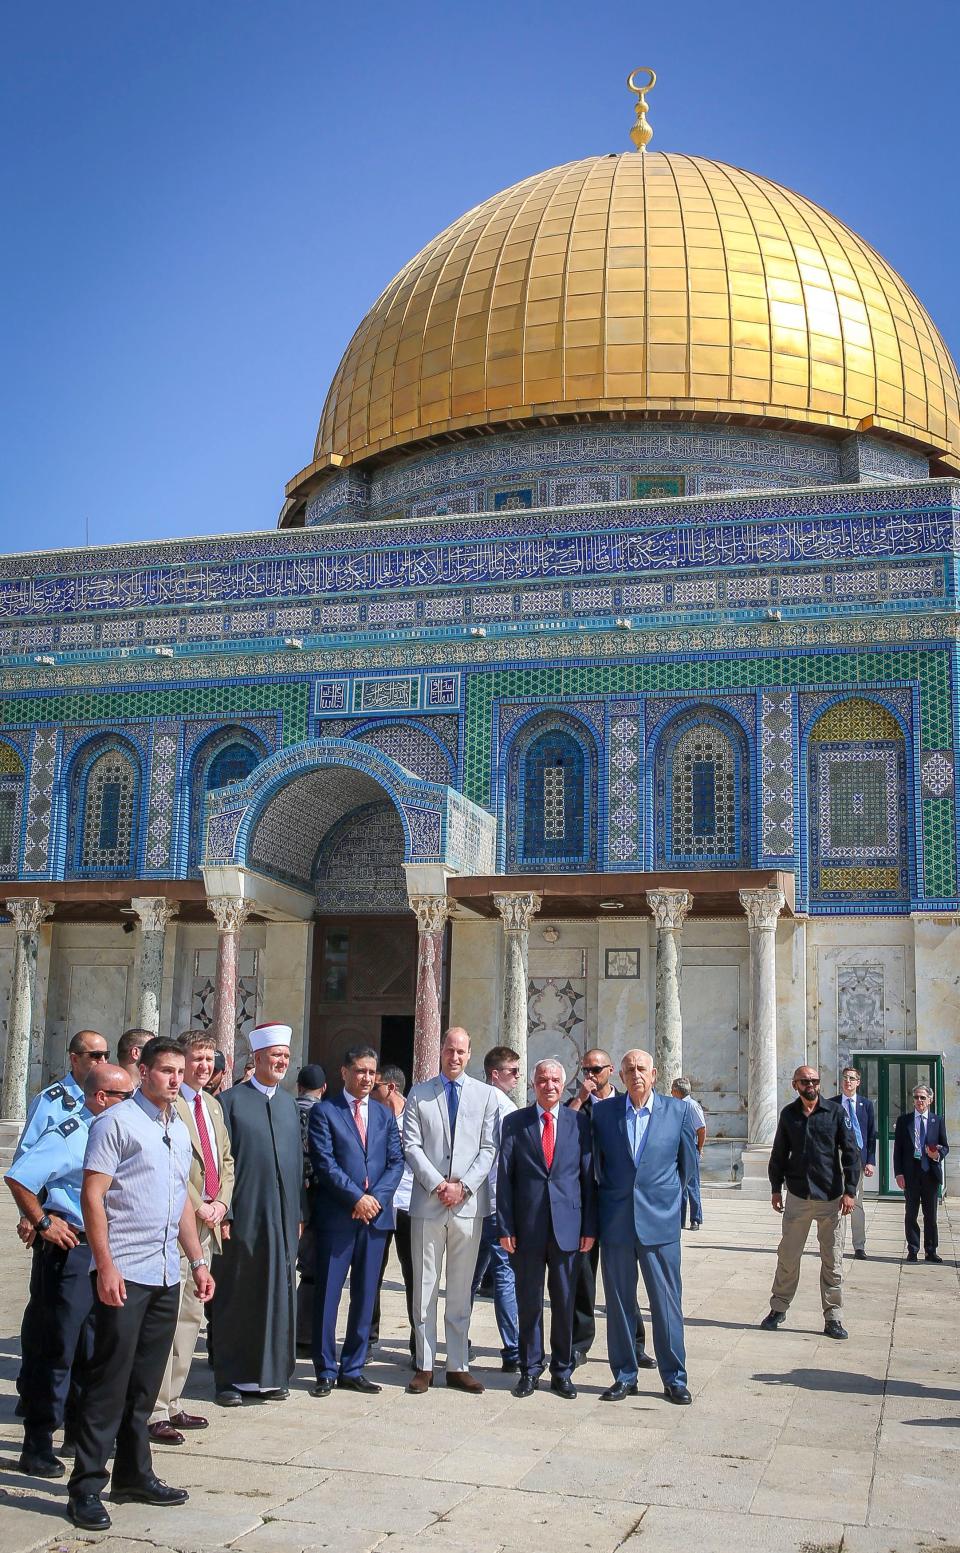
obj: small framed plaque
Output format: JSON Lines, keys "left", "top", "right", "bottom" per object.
{"left": 605, "top": 948, "right": 641, "bottom": 979}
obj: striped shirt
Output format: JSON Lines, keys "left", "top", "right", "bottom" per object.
{"left": 83, "top": 1089, "right": 192, "bottom": 1286}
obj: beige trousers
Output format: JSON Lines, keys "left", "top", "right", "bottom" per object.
{"left": 849, "top": 1169, "right": 866, "bottom": 1252}
{"left": 770, "top": 1193, "right": 844, "bottom": 1321}
{"left": 411, "top": 1213, "right": 483, "bottom": 1373}
{"left": 150, "top": 1224, "right": 212, "bottom": 1422}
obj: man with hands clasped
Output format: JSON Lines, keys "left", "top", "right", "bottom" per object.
{"left": 66, "top": 1037, "right": 214, "bottom": 1533}
{"left": 497, "top": 1058, "right": 596, "bottom": 1399}
{"left": 893, "top": 1083, "right": 949, "bottom": 1262}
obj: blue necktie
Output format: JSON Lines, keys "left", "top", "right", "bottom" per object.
{"left": 915, "top": 1112, "right": 924, "bottom": 1159}
{"left": 846, "top": 1097, "right": 863, "bottom": 1151}
{"left": 446, "top": 1080, "right": 459, "bottom": 1149}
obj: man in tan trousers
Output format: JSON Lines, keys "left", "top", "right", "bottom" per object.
{"left": 148, "top": 1031, "right": 234, "bottom": 1444}
{"left": 760, "top": 1065, "right": 860, "bottom": 1341}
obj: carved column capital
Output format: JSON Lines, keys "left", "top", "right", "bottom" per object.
{"left": 409, "top": 894, "right": 452, "bottom": 936}
{"left": 493, "top": 892, "right": 542, "bottom": 933}
{"left": 3, "top": 898, "right": 54, "bottom": 935}
{"left": 646, "top": 889, "right": 692, "bottom": 931}
{"left": 131, "top": 896, "right": 179, "bottom": 934}
{"left": 208, "top": 896, "right": 252, "bottom": 935}
{"left": 739, "top": 887, "right": 786, "bottom": 933}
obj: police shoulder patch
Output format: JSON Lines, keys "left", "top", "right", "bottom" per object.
{"left": 57, "top": 1117, "right": 80, "bottom": 1137}
{"left": 46, "top": 1084, "right": 64, "bottom": 1100}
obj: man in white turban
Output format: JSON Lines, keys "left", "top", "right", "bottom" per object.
{"left": 210, "top": 1026, "right": 304, "bottom": 1406}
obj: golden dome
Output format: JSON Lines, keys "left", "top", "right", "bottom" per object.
{"left": 293, "top": 152, "right": 960, "bottom": 492}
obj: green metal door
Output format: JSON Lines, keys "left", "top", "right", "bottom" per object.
{"left": 851, "top": 1052, "right": 944, "bottom": 1196}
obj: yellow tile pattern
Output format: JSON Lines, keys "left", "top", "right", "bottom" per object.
{"left": 313, "top": 153, "right": 960, "bottom": 472}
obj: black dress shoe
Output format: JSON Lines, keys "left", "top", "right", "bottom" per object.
{"left": 501, "top": 1358, "right": 519, "bottom": 1373}
{"left": 262, "top": 1387, "right": 289, "bottom": 1401}
{"left": 854, "top": 1249, "right": 867, "bottom": 1260}
{"left": 636, "top": 1350, "right": 657, "bottom": 1370}
{"left": 760, "top": 1309, "right": 786, "bottom": 1330}
{"left": 311, "top": 1379, "right": 333, "bottom": 1396}
{"left": 925, "top": 1252, "right": 944, "bottom": 1263}
{"left": 663, "top": 1382, "right": 692, "bottom": 1404}
{"left": 512, "top": 1375, "right": 539, "bottom": 1398}
{"left": 337, "top": 1374, "right": 382, "bottom": 1394}
{"left": 600, "top": 1381, "right": 639, "bottom": 1401}
{"left": 17, "top": 1449, "right": 65, "bottom": 1478}
{"left": 907, "top": 1251, "right": 919, "bottom": 1262}
{"left": 823, "top": 1320, "right": 848, "bottom": 1340}
{"left": 67, "top": 1492, "right": 111, "bottom": 1530}
{"left": 571, "top": 1349, "right": 588, "bottom": 1370}
{"left": 111, "top": 1474, "right": 189, "bottom": 1506}
{"left": 550, "top": 1375, "right": 577, "bottom": 1399}
{"left": 215, "top": 1387, "right": 244, "bottom": 1407}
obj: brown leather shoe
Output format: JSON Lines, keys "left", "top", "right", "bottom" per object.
{"left": 445, "top": 1370, "right": 484, "bottom": 1395}
{"left": 405, "top": 1370, "right": 434, "bottom": 1395}
{"left": 147, "top": 1421, "right": 185, "bottom": 1445}
{"left": 169, "top": 1411, "right": 208, "bottom": 1430}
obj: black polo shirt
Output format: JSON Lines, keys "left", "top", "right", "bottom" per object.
{"left": 768, "top": 1096, "right": 861, "bottom": 1199}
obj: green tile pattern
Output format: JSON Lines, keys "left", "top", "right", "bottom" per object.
{"left": 922, "top": 799, "right": 957, "bottom": 897}
{"left": 0, "top": 683, "right": 310, "bottom": 744}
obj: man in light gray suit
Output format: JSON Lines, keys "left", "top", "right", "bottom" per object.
{"left": 402, "top": 1026, "right": 499, "bottom": 1395}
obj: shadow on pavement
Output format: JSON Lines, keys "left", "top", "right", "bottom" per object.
{"left": 753, "top": 1369, "right": 960, "bottom": 1401}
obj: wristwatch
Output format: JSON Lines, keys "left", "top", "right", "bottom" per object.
{"left": 36, "top": 1213, "right": 52, "bottom": 1232}
{"left": 188, "top": 1257, "right": 206, "bottom": 1272}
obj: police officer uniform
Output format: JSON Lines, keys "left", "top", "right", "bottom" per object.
{"left": 13, "top": 1073, "right": 84, "bottom": 1164}
{"left": 6, "top": 1106, "right": 96, "bottom": 1470}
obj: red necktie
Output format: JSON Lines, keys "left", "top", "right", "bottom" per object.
{"left": 542, "top": 1110, "right": 555, "bottom": 1170}
{"left": 193, "top": 1092, "right": 220, "bottom": 1201}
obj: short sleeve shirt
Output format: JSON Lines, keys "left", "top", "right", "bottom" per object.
{"left": 83, "top": 1090, "right": 192, "bottom": 1286}
{"left": 7, "top": 1106, "right": 93, "bottom": 1226}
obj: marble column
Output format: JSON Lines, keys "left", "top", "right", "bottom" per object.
{"left": 492, "top": 892, "right": 541, "bottom": 1106}
{"left": 209, "top": 897, "right": 251, "bottom": 1089}
{"left": 1, "top": 898, "right": 54, "bottom": 1124}
{"left": 409, "top": 894, "right": 452, "bottom": 1084}
{"left": 645, "top": 889, "right": 692, "bottom": 1088}
{"left": 739, "top": 886, "right": 785, "bottom": 1195}
{"left": 131, "top": 896, "right": 178, "bottom": 1036}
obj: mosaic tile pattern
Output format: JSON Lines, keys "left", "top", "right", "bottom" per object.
{"left": 356, "top": 723, "right": 454, "bottom": 784}
{"left": 23, "top": 729, "right": 60, "bottom": 877}
{"left": 607, "top": 705, "right": 643, "bottom": 865}
{"left": 759, "top": 692, "right": 795, "bottom": 861}
{"left": 314, "top": 802, "right": 409, "bottom": 914}
{"left": 654, "top": 709, "right": 749, "bottom": 867}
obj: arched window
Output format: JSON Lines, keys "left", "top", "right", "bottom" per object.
{"left": 187, "top": 733, "right": 264, "bottom": 871}
{"left": 654, "top": 710, "right": 749, "bottom": 867}
{"left": 0, "top": 739, "right": 25, "bottom": 877}
{"left": 807, "top": 698, "right": 909, "bottom": 905}
{"left": 506, "top": 716, "right": 597, "bottom": 871}
{"left": 73, "top": 743, "right": 140, "bottom": 876}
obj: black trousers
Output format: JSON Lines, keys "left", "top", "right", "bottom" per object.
{"left": 370, "top": 1209, "right": 415, "bottom": 1352}
{"left": 69, "top": 1280, "right": 179, "bottom": 1498}
{"left": 903, "top": 1165, "right": 940, "bottom": 1253}
{"left": 572, "top": 1240, "right": 646, "bottom": 1354}
{"left": 20, "top": 1236, "right": 95, "bottom": 1447}
{"left": 514, "top": 1235, "right": 578, "bottom": 1379}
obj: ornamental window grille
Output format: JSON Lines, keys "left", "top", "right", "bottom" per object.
{"left": 672, "top": 725, "right": 737, "bottom": 861}
{"left": 206, "top": 742, "right": 259, "bottom": 791}
{"left": 80, "top": 750, "right": 137, "bottom": 873}
{"left": 0, "top": 792, "right": 16, "bottom": 869}
{"left": 543, "top": 764, "right": 566, "bottom": 840}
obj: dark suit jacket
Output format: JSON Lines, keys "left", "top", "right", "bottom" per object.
{"left": 828, "top": 1092, "right": 877, "bottom": 1168}
{"left": 592, "top": 1090, "right": 697, "bottom": 1248}
{"left": 497, "top": 1103, "right": 597, "bottom": 1254}
{"left": 893, "top": 1110, "right": 949, "bottom": 1184}
{"left": 308, "top": 1093, "right": 403, "bottom": 1232}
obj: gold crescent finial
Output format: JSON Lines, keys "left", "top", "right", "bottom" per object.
{"left": 627, "top": 66, "right": 656, "bottom": 152}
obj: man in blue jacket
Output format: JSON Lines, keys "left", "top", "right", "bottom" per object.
{"left": 308, "top": 1045, "right": 403, "bottom": 1395}
{"left": 592, "top": 1049, "right": 697, "bottom": 1406}
{"left": 893, "top": 1083, "right": 949, "bottom": 1263}
{"left": 828, "top": 1066, "right": 877, "bottom": 1259}
{"left": 497, "top": 1057, "right": 596, "bottom": 1399}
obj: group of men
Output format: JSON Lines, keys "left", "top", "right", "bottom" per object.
{"left": 4, "top": 1020, "right": 950, "bottom": 1533}
{"left": 760, "top": 1063, "right": 950, "bottom": 1340}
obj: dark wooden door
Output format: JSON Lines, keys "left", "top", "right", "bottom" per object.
{"left": 309, "top": 916, "right": 418, "bottom": 1086}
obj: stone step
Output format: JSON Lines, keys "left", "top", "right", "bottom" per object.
{"left": 0, "top": 1119, "right": 22, "bottom": 1175}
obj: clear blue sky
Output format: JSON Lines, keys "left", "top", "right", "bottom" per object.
{"left": 1, "top": 0, "right": 957, "bottom": 555}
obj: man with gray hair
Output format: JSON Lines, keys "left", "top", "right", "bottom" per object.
{"left": 497, "top": 1058, "right": 596, "bottom": 1399}
{"left": 670, "top": 1077, "right": 706, "bottom": 1230}
{"left": 893, "top": 1084, "right": 949, "bottom": 1262}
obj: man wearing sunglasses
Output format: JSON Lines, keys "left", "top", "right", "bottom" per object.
{"left": 12, "top": 1030, "right": 110, "bottom": 1166}
{"left": 761, "top": 1066, "right": 860, "bottom": 1339}
{"left": 567, "top": 1050, "right": 653, "bottom": 1372}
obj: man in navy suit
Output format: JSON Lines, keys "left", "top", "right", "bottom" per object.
{"left": 592, "top": 1049, "right": 697, "bottom": 1406}
{"left": 497, "top": 1058, "right": 596, "bottom": 1400}
{"left": 308, "top": 1045, "right": 403, "bottom": 1395}
{"left": 828, "top": 1066, "right": 877, "bottom": 1259}
{"left": 893, "top": 1083, "right": 949, "bottom": 1263}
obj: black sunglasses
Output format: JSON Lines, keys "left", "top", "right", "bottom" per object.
{"left": 582, "top": 1064, "right": 611, "bottom": 1075}
{"left": 101, "top": 1088, "right": 133, "bottom": 1098}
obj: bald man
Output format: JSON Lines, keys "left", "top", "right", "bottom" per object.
{"left": 591, "top": 1049, "right": 697, "bottom": 1405}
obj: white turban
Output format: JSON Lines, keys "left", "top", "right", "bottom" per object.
{"left": 249, "top": 1023, "right": 292, "bottom": 1053}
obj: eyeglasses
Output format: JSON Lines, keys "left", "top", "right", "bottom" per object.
{"left": 582, "top": 1065, "right": 611, "bottom": 1075}
{"left": 798, "top": 1078, "right": 820, "bottom": 1087}
{"left": 78, "top": 1050, "right": 109, "bottom": 1062}
{"left": 101, "top": 1089, "right": 133, "bottom": 1098}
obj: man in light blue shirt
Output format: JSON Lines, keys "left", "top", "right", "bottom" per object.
{"left": 12, "top": 1029, "right": 109, "bottom": 1166}
{"left": 5, "top": 1063, "right": 135, "bottom": 1480}
{"left": 65, "top": 1037, "right": 214, "bottom": 1534}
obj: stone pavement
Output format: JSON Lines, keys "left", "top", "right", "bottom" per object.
{"left": 0, "top": 1196, "right": 958, "bottom": 1553}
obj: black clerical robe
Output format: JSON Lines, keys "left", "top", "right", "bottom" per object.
{"left": 212, "top": 1080, "right": 303, "bottom": 1391}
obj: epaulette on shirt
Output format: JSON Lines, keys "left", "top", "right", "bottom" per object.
{"left": 44, "top": 1084, "right": 77, "bottom": 1111}
{"left": 56, "top": 1117, "right": 81, "bottom": 1138}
